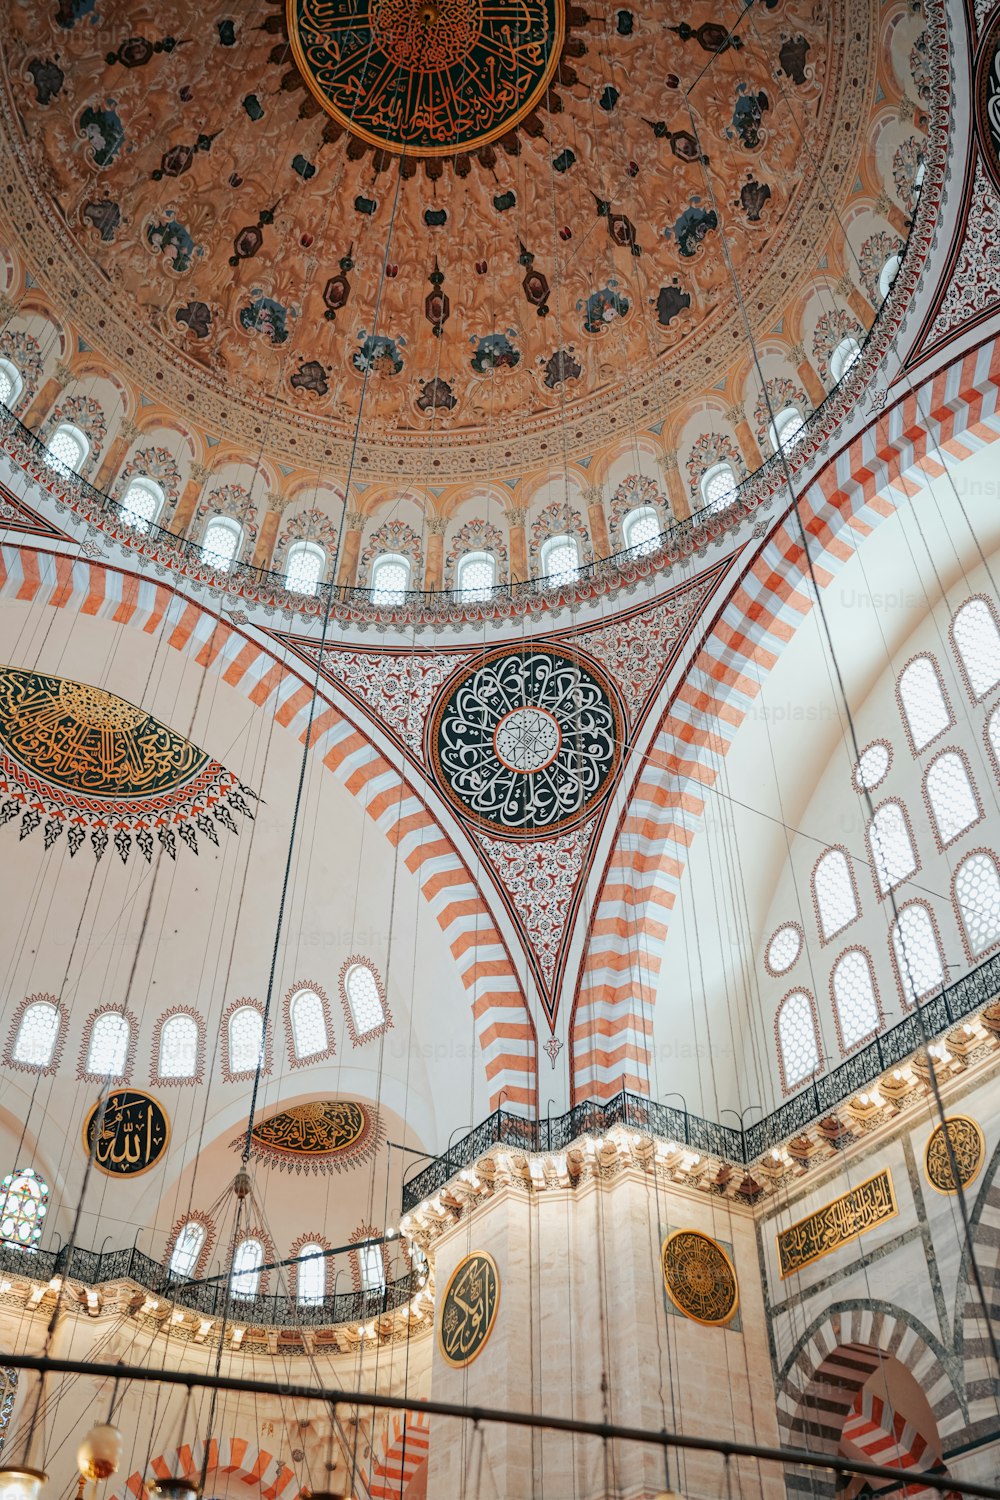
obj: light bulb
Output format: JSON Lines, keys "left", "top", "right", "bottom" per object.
{"left": 0, "top": 1469, "right": 47, "bottom": 1500}
{"left": 78, "top": 1424, "right": 122, "bottom": 1481}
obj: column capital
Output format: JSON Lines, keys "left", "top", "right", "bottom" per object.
{"left": 787, "top": 342, "right": 807, "bottom": 366}
{"left": 345, "top": 509, "right": 365, "bottom": 531}
{"left": 507, "top": 505, "right": 528, "bottom": 527}
{"left": 657, "top": 451, "right": 678, "bottom": 474}
{"left": 426, "top": 515, "right": 448, "bottom": 536}
{"left": 581, "top": 483, "right": 604, "bottom": 508}
{"left": 189, "top": 461, "right": 212, "bottom": 484}
{"left": 834, "top": 273, "right": 856, "bottom": 300}
{"left": 53, "top": 361, "right": 75, "bottom": 388}
{"left": 724, "top": 402, "right": 746, "bottom": 426}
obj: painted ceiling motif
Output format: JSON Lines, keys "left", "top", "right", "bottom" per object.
{"left": 1, "top": 0, "right": 873, "bottom": 473}
{"left": 0, "top": 665, "right": 256, "bottom": 860}
{"left": 238, "top": 1099, "right": 383, "bottom": 1174}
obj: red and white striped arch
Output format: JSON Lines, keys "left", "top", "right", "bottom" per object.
{"left": 570, "top": 336, "right": 1000, "bottom": 1102}
{"left": 369, "top": 1411, "right": 431, "bottom": 1500}
{"left": 0, "top": 542, "right": 535, "bottom": 1111}
{"left": 113, "top": 1435, "right": 301, "bottom": 1500}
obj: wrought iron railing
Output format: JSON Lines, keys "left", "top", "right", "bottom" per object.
{"left": 402, "top": 947, "right": 1000, "bottom": 1211}
{"left": 0, "top": 1238, "right": 419, "bottom": 1328}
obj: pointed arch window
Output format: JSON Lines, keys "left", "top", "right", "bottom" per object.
{"left": 360, "top": 1241, "right": 385, "bottom": 1293}
{"left": 168, "top": 1220, "right": 206, "bottom": 1280}
{"left": 879, "top": 255, "right": 902, "bottom": 300}
{"left": 11, "top": 1001, "right": 60, "bottom": 1070}
{"left": 924, "top": 750, "right": 981, "bottom": 848}
{"left": 776, "top": 990, "right": 821, "bottom": 1092}
{"left": 897, "top": 656, "right": 952, "bottom": 753}
{"left": 830, "top": 336, "right": 862, "bottom": 384}
{"left": 954, "top": 850, "right": 1000, "bottom": 957}
{"left": 289, "top": 987, "right": 329, "bottom": 1062}
{"left": 831, "top": 949, "right": 881, "bottom": 1051}
{"left": 952, "top": 597, "right": 1000, "bottom": 701}
{"left": 455, "top": 551, "right": 497, "bottom": 601}
{"left": 891, "top": 902, "right": 944, "bottom": 1006}
{"left": 812, "top": 848, "right": 859, "bottom": 942}
{"left": 622, "top": 505, "right": 661, "bottom": 556}
{"left": 227, "top": 1004, "right": 264, "bottom": 1077}
{"left": 45, "top": 423, "right": 87, "bottom": 478}
{"left": 769, "top": 406, "right": 806, "bottom": 454}
{"left": 201, "top": 515, "right": 242, "bottom": 571}
{"left": 85, "top": 1012, "right": 130, "bottom": 1079}
{"left": 868, "top": 801, "right": 917, "bottom": 895}
{"left": 0, "top": 359, "right": 23, "bottom": 410}
{"left": 296, "top": 1242, "right": 326, "bottom": 1306}
{"left": 285, "top": 541, "right": 325, "bottom": 596}
{"left": 0, "top": 1168, "right": 48, "bottom": 1251}
{"left": 370, "top": 552, "right": 411, "bottom": 605}
{"left": 700, "top": 462, "right": 737, "bottom": 513}
{"left": 540, "top": 534, "right": 580, "bottom": 585}
{"left": 230, "top": 1237, "right": 264, "bottom": 1299}
{"left": 118, "top": 477, "right": 163, "bottom": 534}
{"left": 158, "top": 1013, "right": 199, "bottom": 1080}
{"left": 340, "top": 959, "right": 391, "bottom": 1044}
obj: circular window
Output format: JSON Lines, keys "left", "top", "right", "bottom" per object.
{"left": 853, "top": 742, "right": 891, "bottom": 792}
{"left": 765, "top": 924, "right": 803, "bottom": 976}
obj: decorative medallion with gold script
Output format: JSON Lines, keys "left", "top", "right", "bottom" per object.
{"left": 439, "top": 1250, "right": 499, "bottom": 1366}
{"left": 0, "top": 667, "right": 256, "bottom": 862}
{"left": 777, "top": 1167, "right": 897, "bottom": 1278}
{"left": 660, "top": 1230, "right": 738, "bottom": 1326}
{"left": 83, "top": 1089, "right": 169, "bottom": 1178}
{"left": 287, "top": 0, "right": 565, "bottom": 156}
{"left": 237, "top": 1100, "right": 383, "bottom": 1175}
{"left": 925, "top": 1115, "right": 985, "bottom": 1194}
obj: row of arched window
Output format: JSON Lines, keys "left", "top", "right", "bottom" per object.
{"left": 166, "top": 1219, "right": 392, "bottom": 1304}
{"left": 768, "top": 593, "right": 1000, "bottom": 1092}
{"left": 5, "top": 966, "right": 389, "bottom": 1081}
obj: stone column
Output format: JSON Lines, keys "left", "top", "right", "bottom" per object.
{"left": 726, "top": 403, "right": 765, "bottom": 472}
{"left": 835, "top": 273, "right": 876, "bottom": 331}
{"left": 582, "top": 483, "right": 610, "bottom": 558}
{"left": 92, "top": 418, "right": 139, "bottom": 493}
{"left": 875, "top": 189, "right": 911, "bottom": 238}
{"left": 252, "top": 499, "right": 283, "bottom": 571}
{"left": 22, "top": 362, "right": 74, "bottom": 433}
{"left": 172, "top": 462, "right": 211, "bottom": 537}
{"left": 508, "top": 505, "right": 528, "bottom": 582}
{"left": 424, "top": 515, "right": 447, "bottom": 591}
{"left": 336, "top": 509, "right": 365, "bottom": 586}
{"left": 657, "top": 452, "right": 690, "bottom": 521}
{"left": 788, "top": 342, "right": 827, "bottom": 407}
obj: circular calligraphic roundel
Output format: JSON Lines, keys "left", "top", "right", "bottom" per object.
{"left": 976, "top": 10, "right": 1000, "bottom": 195}
{"left": 438, "top": 1250, "right": 500, "bottom": 1367}
{"left": 428, "top": 646, "right": 623, "bottom": 836}
{"left": 287, "top": 0, "right": 565, "bottom": 157}
{"left": 661, "top": 1230, "right": 739, "bottom": 1327}
{"left": 83, "top": 1089, "right": 170, "bottom": 1179}
{"left": 924, "top": 1115, "right": 985, "bottom": 1194}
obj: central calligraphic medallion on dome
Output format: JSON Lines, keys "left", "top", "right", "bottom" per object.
{"left": 428, "top": 646, "right": 623, "bottom": 836}
{"left": 287, "top": 0, "right": 565, "bottom": 155}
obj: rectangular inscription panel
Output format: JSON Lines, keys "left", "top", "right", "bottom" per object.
{"left": 776, "top": 1167, "right": 897, "bottom": 1278}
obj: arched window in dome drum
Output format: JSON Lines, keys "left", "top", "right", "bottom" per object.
{"left": 370, "top": 552, "right": 411, "bottom": 605}
{"left": 0, "top": 358, "right": 23, "bottom": 410}
{"left": 230, "top": 1237, "right": 264, "bottom": 1299}
{"left": 954, "top": 850, "right": 1000, "bottom": 957}
{"left": 455, "top": 551, "right": 497, "bottom": 601}
{"left": 0, "top": 1167, "right": 48, "bottom": 1251}
{"left": 285, "top": 540, "right": 325, "bottom": 596}
{"left": 879, "top": 254, "right": 902, "bottom": 300}
{"left": 86, "top": 1012, "right": 130, "bottom": 1078}
{"left": 158, "top": 1013, "right": 198, "bottom": 1079}
{"left": 830, "top": 336, "right": 862, "bottom": 384}
{"left": 831, "top": 949, "right": 880, "bottom": 1051}
{"left": 344, "top": 962, "right": 386, "bottom": 1040}
{"left": 868, "top": 802, "right": 917, "bottom": 895}
{"left": 622, "top": 505, "right": 661, "bottom": 556}
{"left": 891, "top": 902, "right": 944, "bottom": 1006}
{"left": 201, "top": 515, "right": 243, "bottom": 571}
{"left": 12, "top": 1001, "right": 59, "bottom": 1069}
{"left": 924, "top": 751, "right": 981, "bottom": 848}
{"left": 540, "top": 534, "right": 580, "bottom": 586}
{"left": 289, "top": 988, "right": 328, "bottom": 1061}
{"left": 228, "top": 1006, "right": 264, "bottom": 1075}
{"left": 699, "top": 462, "right": 737, "bottom": 513}
{"left": 952, "top": 598, "right": 1000, "bottom": 701}
{"left": 897, "top": 656, "right": 952, "bottom": 753}
{"left": 811, "top": 848, "right": 858, "bottom": 941}
{"left": 768, "top": 406, "right": 805, "bottom": 454}
{"left": 45, "top": 423, "right": 87, "bottom": 478}
{"left": 296, "top": 1243, "right": 326, "bottom": 1305}
{"left": 118, "top": 477, "right": 163, "bottom": 533}
{"left": 360, "top": 1241, "right": 385, "bottom": 1293}
{"left": 168, "top": 1220, "right": 206, "bottom": 1280}
{"left": 776, "top": 990, "right": 820, "bottom": 1092}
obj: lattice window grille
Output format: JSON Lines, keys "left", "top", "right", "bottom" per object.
{"left": 346, "top": 965, "right": 385, "bottom": 1035}
{"left": 290, "top": 989, "right": 328, "bottom": 1060}
{"left": 297, "top": 1244, "right": 326, "bottom": 1305}
{"left": 229, "top": 1007, "right": 264, "bottom": 1074}
{"left": 898, "top": 657, "right": 951, "bottom": 752}
{"left": 955, "top": 852, "right": 1000, "bottom": 956}
{"left": 892, "top": 905, "right": 944, "bottom": 1005}
{"left": 230, "top": 1238, "right": 263, "bottom": 1299}
{"left": 86, "top": 1013, "right": 130, "bottom": 1078}
{"left": 286, "top": 543, "right": 325, "bottom": 596}
{"left": 777, "top": 992, "right": 819, "bottom": 1089}
{"left": 0, "top": 1168, "right": 47, "bottom": 1251}
{"left": 12, "top": 1002, "right": 59, "bottom": 1068}
{"left": 168, "top": 1221, "right": 206, "bottom": 1279}
{"left": 869, "top": 803, "right": 917, "bottom": 894}
{"left": 926, "top": 753, "right": 979, "bottom": 846}
{"left": 159, "top": 1014, "right": 198, "bottom": 1078}
{"left": 953, "top": 599, "right": 1000, "bottom": 700}
{"left": 813, "top": 850, "right": 858, "bottom": 940}
{"left": 370, "top": 554, "right": 410, "bottom": 605}
{"left": 832, "top": 950, "right": 880, "bottom": 1050}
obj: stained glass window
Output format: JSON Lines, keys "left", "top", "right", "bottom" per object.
{"left": 345, "top": 963, "right": 386, "bottom": 1037}
{"left": 0, "top": 1168, "right": 47, "bottom": 1250}
{"left": 455, "top": 551, "right": 497, "bottom": 601}
{"left": 952, "top": 598, "right": 1000, "bottom": 700}
{"left": 955, "top": 851, "right": 1000, "bottom": 956}
{"left": 168, "top": 1220, "right": 206, "bottom": 1279}
{"left": 925, "top": 752, "right": 980, "bottom": 847}
{"left": 86, "top": 1012, "right": 129, "bottom": 1078}
{"left": 45, "top": 424, "right": 87, "bottom": 478}
{"left": 853, "top": 743, "right": 890, "bottom": 792}
{"left": 12, "top": 1001, "right": 59, "bottom": 1069}
{"left": 898, "top": 656, "right": 951, "bottom": 752}
{"left": 297, "top": 1243, "right": 326, "bottom": 1305}
{"left": 228, "top": 1006, "right": 263, "bottom": 1075}
{"left": 891, "top": 903, "right": 944, "bottom": 1006}
{"left": 285, "top": 541, "right": 325, "bottom": 596}
{"left": 766, "top": 925, "right": 802, "bottom": 975}
{"left": 868, "top": 802, "right": 917, "bottom": 894}
{"left": 158, "top": 1013, "right": 198, "bottom": 1079}
{"left": 831, "top": 949, "right": 880, "bottom": 1050}
{"left": 777, "top": 991, "right": 819, "bottom": 1090}
{"left": 289, "top": 989, "right": 328, "bottom": 1061}
{"left": 230, "top": 1237, "right": 263, "bottom": 1299}
{"left": 812, "top": 849, "right": 858, "bottom": 941}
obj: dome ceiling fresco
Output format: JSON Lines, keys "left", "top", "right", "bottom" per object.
{"left": 2, "top": 0, "right": 877, "bottom": 473}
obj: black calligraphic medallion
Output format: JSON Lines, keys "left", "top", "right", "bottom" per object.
{"left": 287, "top": 0, "right": 564, "bottom": 157}
{"left": 83, "top": 1089, "right": 169, "bottom": 1178}
{"left": 438, "top": 1250, "right": 499, "bottom": 1366}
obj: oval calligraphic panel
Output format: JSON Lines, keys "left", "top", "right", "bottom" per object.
{"left": 438, "top": 1251, "right": 500, "bottom": 1367}
{"left": 83, "top": 1089, "right": 170, "bottom": 1178}
{"left": 239, "top": 1100, "right": 383, "bottom": 1174}
{"left": 661, "top": 1230, "right": 738, "bottom": 1327}
{"left": 924, "top": 1115, "right": 985, "bottom": 1194}
{"left": 976, "top": 8, "right": 1000, "bottom": 195}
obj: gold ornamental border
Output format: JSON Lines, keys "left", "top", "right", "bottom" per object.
{"left": 660, "top": 1229, "right": 740, "bottom": 1328}
{"left": 82, "top": 1089, "right": 170, "bottom": 1180}
{"left": 286, "top": 0, "right": 566, "bottom": 158}
{"left": 923, "top": 1114, "right": 986, "bottom": 1196}
{"left": 437, "top": 1250, "right": 500, "bottom": 1367}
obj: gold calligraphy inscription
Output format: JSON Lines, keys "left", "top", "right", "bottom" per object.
{"left": 925, "top": 1116, "right": 985, "bottom": 1194}
{"left": 251, "top": 1100, "right": 367, "bottom": 1155}
{"left": 438, "top": 1251, "right": 499, "bottom": 1367}
{"left": 661, "top": 1230, "right": 739, "bottom": 1327}
{"left": 287, "top": 0, "right": 564, "bottom": 156}
{"left": 83, "top": 1089, "right": 170, "bottom": 1178}
{"left": 777, "top": 1168, "right": 897, "bottom": 1278}
{"left": 0, "top": 666, "right": 207, "bottom": 799}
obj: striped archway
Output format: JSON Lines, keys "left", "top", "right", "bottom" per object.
{"left": 369, "top": 1411, "right": 430, "bottom": 1500}
{"left": 113, "top": 1436, "right": 301, "bottom": 1500}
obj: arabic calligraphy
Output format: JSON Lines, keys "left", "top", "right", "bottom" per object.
{"left": 777, "top": 1168, "right": 897, "bottom": 1278}
{"left": 429, "top": 647, "right": 622, "bottom": 836}
{"left": 924, "top": 1115, "right": 984, "bottom": 1194}
{"left": 240, "top": 1100, "right": 383, "bottom": 1175}
{"left": 0, "top": 667, "right": 207, "bottom": 798}
{"left": 439, "top": 1251, "right": 499, "bottom": 1366}
{"left": 83, "top": 1089, "right": 169, "bottom": 1178}
{"left": 661, "top": 1231, "right": 738, "bottom": 1326}
{"left": 287, "top": 0, "right": 564, "bottom": 155}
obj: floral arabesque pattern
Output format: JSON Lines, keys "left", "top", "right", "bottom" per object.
{"left": 358, "top": 518, "right": 424, "bottom": 586}
{"left": 44, "top": 393, "right": 107, "bottom": 457}
{"left": 113, "top": 445, "right": 183, "bottom": 517}
{"left": 445, "top": 517, "right": 510, "bottom": 587}
{"left": 529, "top": 500, "right": 593, "bottom": 568}
{"left": 858, "top": 231, "right": 904, "bottom": 306}
{"left": 812, "top": 308, "right": 865, "bottom": 385}
{"left": 0, "top": 330, "right": 43, "bottom": 414}
{"left": 893, "top": 136, "right": 924, "bottom": 212}
{"left": 753, "top": 377, "right": 809, "bottom": 447}
{"left": 607, "top": 474, "right": 670, "bottom": 548}
{"left": 194, "top": 483, "right": 260, "bottom": 544}
{"left": 272, "top": 506, "right": 341, "bottom": 569}
{"left": 685, "top": 432, "right": 746, "bottom": 500}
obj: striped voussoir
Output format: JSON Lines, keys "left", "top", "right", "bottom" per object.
{"left": 113, "top": 1436, "right": 300, "bottom": 1500}
{"left": 369, "top": 1410, "right": 431, "bottom": 1499}
{"left": 0, "top": 542, "right": 535, "bottom": 1111}
{"left": 960, "top": 1178, "right": 1000, "bottom": 1422}
{"left": 570, "top": 335, "right": 1000, "bottom": 1104}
